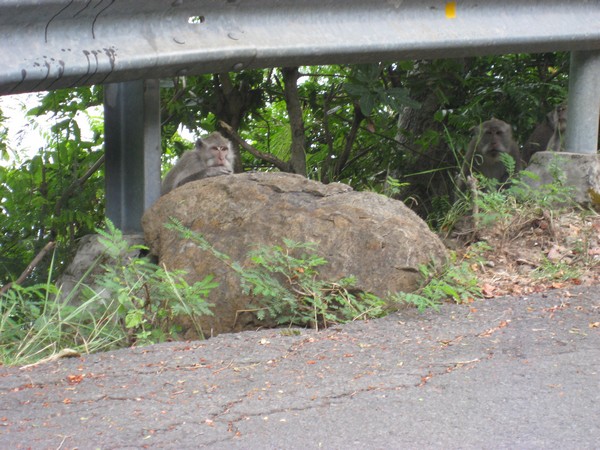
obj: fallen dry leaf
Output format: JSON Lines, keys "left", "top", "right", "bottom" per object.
{"left": 419, "top": 372, "right": 433, "bottom": 386}
{"left": 547, "top": 245, "right": 564, "bottom": 261}
{"left": 482, "top": 283, "right": 495, "bottom": 298}
{"left": 449, "top": 207, "right": 600, "bottom": 301}
{"left": 479, "top": 320, "right": 511, "bottom": 337}
{"left": 66, "top": 374, "right": 85, "bottom": 385}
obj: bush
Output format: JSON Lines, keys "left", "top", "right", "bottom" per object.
{"left": 0, "top": 220, "right": 217, "bottom": 366}
{"left": 167, "top": 219, "right": 477, "bottom": 329}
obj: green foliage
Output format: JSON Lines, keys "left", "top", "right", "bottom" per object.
{"left": 392, "top": 251, "right": 483, "bottom": 311}
{"left": 94, "top": 220, "right": 216, "bottom": 343}
{"left": 0, "top": 109, "right": 8, "bottom": 161}
{"left": 166, "top": 219, "right": 485, "bottom": 329}
{"left": 456, "top": 53, "right": 569, "bottom": 141}
{"left": 510, "top": 163, "right": 575, "bottom": 209}
{"left": 166, "top": 219, "right": 391, "bottom": 330}
{"left": 345, "top": 64, "right": 420, "bottom": 116}
{"left": 393, "top": 53, "right": 569, "bottom": 222}
{"left": 1, "top": 52, "right": 572, "bottom": 287}
{"left": 0, "top": 220, "right": 216, "bottom": 366}
{"left": 240, "top": 240, "right": 390, "bottom": 329}
{"left": 381, "top": 175, "right": 410, "bottom": 198}
{"left": 472, "top": 165, "right": 576, "bottom": 230}
{"left": 1, "top": 87, "right": 105, "bottom": 285}
{"left": 0, "top": 283, "right": 127, "bottom": 366}
{"left": 0, "top": 253, "right": 124, "bottom": 366}
{"left": 532, "top": 257, "right": 581, "bottom": 282}
{"left": 446, "top": 148, "right": 577, "bottom": 236}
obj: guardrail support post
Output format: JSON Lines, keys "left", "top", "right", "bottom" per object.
{"left": 565, "top": 51, "right": 600, "bottom": 153}
{"left": 104, "top": 80, "right": 161, "bottom": 232}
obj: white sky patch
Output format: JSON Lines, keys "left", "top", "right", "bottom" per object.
{"left": 1, "top": 91, "right": 197, "bottom": 168}
{"left": 177, "top": 123, "right": 196, "bottom": 143}
{"left": 1, "top": 92, "right": 47, "bottom": 163}
{"left": 0, "top": 92, "right": 101, "bottom": 165}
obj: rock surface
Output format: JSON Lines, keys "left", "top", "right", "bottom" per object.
{"left": 56, "top": 233, "right": 145, "bottom": 303}
{"left": 524, "top": 151, "right": 600, "bottom": 205}
{"left": 142, "top": 173, "right": 448, "bottom": 336}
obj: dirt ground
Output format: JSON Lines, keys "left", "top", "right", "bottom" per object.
{"left": 448, "top": 207, "right": 600, "bottom": 298}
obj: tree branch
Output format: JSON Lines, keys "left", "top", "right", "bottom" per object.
{"left": 320, "top": 84, "right": 338, "bottom": 184}
{"left": 334, "top": 103, "right": 364, "bottom": 176}
{"left": 281, "top": 67, "right": 307, "bottom": 176}
{"left": 218, "top": 121, "right": 291, "bottom": 172}
{"left": 0, "top": 241, "right": 56, "bottom": 295}
{"left": 54, "top": 154, "right": 105, "bottom": 216}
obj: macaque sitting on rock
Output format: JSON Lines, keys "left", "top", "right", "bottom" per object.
{"left": 522, "top": 103, "right": 567, "bottom": 164}
{"left": 161, "top": 131, "right": 235, "bottom": 195}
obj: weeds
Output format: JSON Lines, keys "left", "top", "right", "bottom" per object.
{"left": 0, "top": 220, "right": 216, "bottom": 366}
{"left": 94, "top": 221, "right": 216, "bottom": 344}
{"left": 392, "top": 250, "right": 482, "bottom": 311}
{"left": 0, "top": 257, "right": 124, "bottom": 366}
{"left": 446, "top": 155, "right": 578, "bottom": 244}
{"left": 2, "top": 217, "right": 487, "bottom": 366}
{"left": 166, "top": 219, "right": 480, "bottom": 329}
{"left": 166, "top": 220, "right": 391, "bottom": 330}
{"left": 532, "top": 257, "right": 581, "bottom": 282}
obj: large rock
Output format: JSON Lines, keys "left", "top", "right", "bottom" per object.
{"left": 142, "top": 172, "right": 448, "bottom": 336}
{"left": 56, "top": 233, "right": 146, "bottom": 304}
{"left": 524, "top": 151, "right": 600, "bottom": 205}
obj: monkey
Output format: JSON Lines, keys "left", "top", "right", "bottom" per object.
{"left": 161, "top": 131, "right": 235, "bottom": 195}
{"left": 459, "top": 118, "right": 521, "bottom": 190}
{"left": 545, "top": 102, "right": 568, "bottom": 153}
{"left": 522, "top": 103, "right": 567, "bottom": 164}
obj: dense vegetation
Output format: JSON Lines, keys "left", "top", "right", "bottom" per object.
{"left": 0, "top": 53, "right": 572, "bottom": 363}
{"left": 0, "top": 53, "right": 569, "bottom": 285}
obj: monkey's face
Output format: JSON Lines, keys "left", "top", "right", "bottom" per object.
{"left": 478, "top": 123, "right": 512, "bottom": 158}
{"left": 548, "top": 104, "right": 567, "bottom": 132}
{"left": 210, "top": 145, "right": 229, "bottom": 166}
{"left": 197, "top": 131, "right": 234, "bottom": 169}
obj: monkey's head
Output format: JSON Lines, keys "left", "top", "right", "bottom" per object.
{"left": 196, "top": 131, "right": 233, "bottom": 167}
{"left": 471, "top": 118, "right": 514, "bottom": 159}
{"left": 548, "top": 103, "right": 568, "bottom": 132}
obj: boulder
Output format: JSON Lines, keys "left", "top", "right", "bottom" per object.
{"left": 56, "top": 233, "right": 146, "bottom": 303}
{"left": 142, "top": 172, "right": 448, "bottom": 336}
{"left": 524, "top": 152, "right": 600, "bottom": 205}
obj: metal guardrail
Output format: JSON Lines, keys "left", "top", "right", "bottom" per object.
{"left": 1, "top": 0, "right": 600, "bottom": 95}
{"left": 2, "top": 0, "right": 599, "bottom": 232}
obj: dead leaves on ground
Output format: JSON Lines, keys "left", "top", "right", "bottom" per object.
{"left": 453, "top": 211, "right": 600, "bottom": 299}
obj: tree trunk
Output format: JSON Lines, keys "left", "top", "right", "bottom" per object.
{"left": 393, "top": 60, "right": 467, "bottom": 218}
{"left": 281, "top": 67, "right": 307, "bottom": 176}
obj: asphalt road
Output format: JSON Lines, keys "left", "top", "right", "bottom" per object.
{"left": 1, "top": 285, "right": 599, "bottom": 449}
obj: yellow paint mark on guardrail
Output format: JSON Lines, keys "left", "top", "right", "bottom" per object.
{"left": 446, "top": 2, "right": 457, "bottom": 19}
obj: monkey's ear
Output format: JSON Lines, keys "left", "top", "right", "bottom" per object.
{"left": 195, "top": 138, "right": 203, "bottom": 148}
{"left": 469, "top": 124, "right": 480, "bottom": 135}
